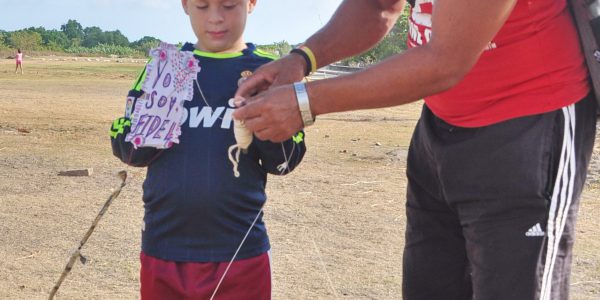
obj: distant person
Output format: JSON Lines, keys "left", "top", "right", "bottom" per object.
{"left": 109, "top": 0, "right": 306, "bottom": 299}
{"left": 234, "top": 0, "right": 597, "bottom": 299}
{"left": 15, "top": 49, "right": 23, "bottom": 74}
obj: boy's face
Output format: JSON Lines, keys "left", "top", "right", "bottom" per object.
{"left": 182, "top": 0, "right": 256, "bottom": 53}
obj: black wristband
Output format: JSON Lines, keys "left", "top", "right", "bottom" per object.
{"left": 290, "top": 48, "right": 312, "bottom": 77}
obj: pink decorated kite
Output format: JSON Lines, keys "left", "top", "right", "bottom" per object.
{"left": 126, "top": 42, "right": 201, "bottom": 149}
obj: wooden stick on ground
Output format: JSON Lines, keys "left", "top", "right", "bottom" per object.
{"left": 48, "top": 171, "right": 127, "bottom": 300}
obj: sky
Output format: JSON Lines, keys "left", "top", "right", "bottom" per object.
{"left": 0, "top": 0, "right": 343, "bottom": 45}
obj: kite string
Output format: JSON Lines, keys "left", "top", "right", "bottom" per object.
{"left": 210, "top": 141, "right": 297, "bottom": 300}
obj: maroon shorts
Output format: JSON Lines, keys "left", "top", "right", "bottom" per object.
{"left": 140, "top": 251, "right": 271, "bottom": 300}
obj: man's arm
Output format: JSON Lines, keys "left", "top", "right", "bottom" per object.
{"left": 235, "top": 0, "right": 518, "bottom": 142}
{"left": 303, "top": 0, "right": 406, "bottom": 68}
{"left": 235, "top": 0, "right": 406, "bottom": 97}
{"left": 309, "top": 0, "right": 517, "bottom": 115}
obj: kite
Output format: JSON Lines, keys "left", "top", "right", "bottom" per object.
{"left": 126, "top": 42, "right": 201, "bottom": 149}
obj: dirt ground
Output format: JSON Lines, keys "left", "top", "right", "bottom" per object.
{"left": 0, "top": 57, "right": 598, "bottom": 300}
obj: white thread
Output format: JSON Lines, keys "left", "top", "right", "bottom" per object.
{"left": 209, "top": 208, "right": 265, "bottom": 300}
{"left": 311, "top": 235, "right": 340, "bottom": 299}
{"left": 212, "top": 133, "right": 299, "bottom": 299}
{"left": 228, "top": 115, "right": 253, "bottom": 178}
{"left": 233, "top": 118, "right": 253, "bottom": 150}
{"left": 195, "top": 79, "right": 212, "bottom": 108}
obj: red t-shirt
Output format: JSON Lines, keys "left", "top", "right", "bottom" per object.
{"left": 408, "top": 0, "right": 590, "bottom": 127}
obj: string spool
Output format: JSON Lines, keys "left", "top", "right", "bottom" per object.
{"left": 228, "top": 98, "right": 253, "bottom": 177}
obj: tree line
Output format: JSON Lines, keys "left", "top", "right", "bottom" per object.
{"left": 1, "top": 8, "right": 409, "bottom": 64}
{"left": 0, "top": 20, "right": 160, "bottom": 57}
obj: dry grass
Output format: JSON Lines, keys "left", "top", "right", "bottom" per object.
{"left": 0, "top": 57, "right": 598, "bottom": 299}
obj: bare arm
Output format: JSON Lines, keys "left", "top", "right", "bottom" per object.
{"left": 235, "top": 0, "right": 405, "bottom": 97}
{"left": 310, "top": 0, "right": 517, "bottom": 115}
{"left": 235, "top": 0, "right": 518, "bottom": 142}
{"left": 303, "top": 0, "right": 406, "bottom": 68}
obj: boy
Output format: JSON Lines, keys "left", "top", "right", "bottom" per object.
{"left": 110, "top": 0, "right": 306, "bottom": 299}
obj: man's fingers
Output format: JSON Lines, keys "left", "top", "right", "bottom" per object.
{"left": 235, "top": 73, "right": 270, "bottom": 98}
{"left": 232, "top": 97, "right": 263, "bottom": 122}
{"left": 233, "top": 100, "right": 287, "bottom": 142}
{"left": 254, "top": 127, "right": 276, "bottom": 142}
{"left": 253, "top": 126, "right": 289, "bottom": 143}
{"left": 242, "top": 114, "right": 268, "bottom": 133}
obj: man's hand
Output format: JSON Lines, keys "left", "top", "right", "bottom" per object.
{"left": 233, "top": 84, "right": 304, "bottom": 143}
{"left": 235, "top": 53, "right": 306, "bottom": 99}
{"left": 233, "top": 50, "right": 309, "bottom": 142}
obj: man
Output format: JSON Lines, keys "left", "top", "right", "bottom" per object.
{"left": 234, "top": 0, "right": 596, "bottom": 299}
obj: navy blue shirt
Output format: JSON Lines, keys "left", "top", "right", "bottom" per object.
{"left": 111, "top": 43, "right": 306, "bottom": 262}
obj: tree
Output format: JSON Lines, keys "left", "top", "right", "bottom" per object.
{"left": 272, "top": 41, "right": 292, "bottom": 57}
{"left": 257, "top": 40, "right": 292, "bottom": 57}
{"left": 83, "top": 26, "right": 104, "bottom": 47}
{"left": 8, "top": 30, "right": 43, "bottom": 50}
{"left": 42, "top": 30, "right": 70, "bottom": 50}
{"left": 103, "top": 30, "right": 129, "bottom": 47}
{"left": 131, "top": 36, "right": 161, "bottom": 54}
{"left": 26, "top": 26, "right": 47, "bottom": 36}
{"left": 61, "top": 19, "right": 84, "bottom": 46}
{"left": 0, "top": 30, "right": 6, "bottom": 48}
{"left": 342, "top": 6, "right": 410, "bottom": 66}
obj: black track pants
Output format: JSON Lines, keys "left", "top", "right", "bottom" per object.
{"left": 403, "top": 94, "right": 597, "bottom": 300}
